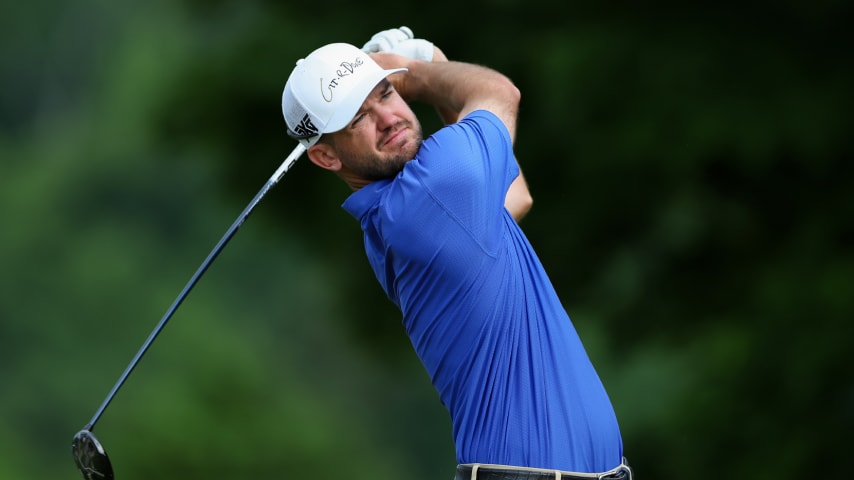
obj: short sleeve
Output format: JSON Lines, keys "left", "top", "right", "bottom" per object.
{"left": 405, "top": 110, "right": 518, "bottom": 244}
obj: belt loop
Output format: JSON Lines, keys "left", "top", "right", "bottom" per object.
{"left": 554, "top": 470, "right": 561, "bottom": 480}
{"left": 470, "top": 464, "right": 480, "bottom": 480}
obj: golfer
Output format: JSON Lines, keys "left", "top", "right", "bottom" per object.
{"left": 281, "top": 28, "right": 631, "bottom": 480}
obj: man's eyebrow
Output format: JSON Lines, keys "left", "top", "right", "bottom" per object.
{"left": 365, "top": 80, "right": 391, "bottom": 102}
{"left": 375, "top": 79, "right": 391, "bottom": 93}
{"left": 352, "top": 80, "right": 394, "bottom": 122}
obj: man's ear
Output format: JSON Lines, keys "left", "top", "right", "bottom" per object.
{"left": 307, "top": 143, "right": 342, "bottom": 172}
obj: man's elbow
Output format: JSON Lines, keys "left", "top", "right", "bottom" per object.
{"left": 506, "top": 188, "right": 533, "bottom": 221}
{"left": 511, "top": 191, "right": 533, "bottom": 221}
{"left": 505, "top": 172, "right": 533, "bottom": 221}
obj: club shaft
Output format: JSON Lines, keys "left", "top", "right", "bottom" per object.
{"left": 85, "top": 144, "right": 306, "bottom": 431}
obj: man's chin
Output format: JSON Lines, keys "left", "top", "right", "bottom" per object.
{"left": 401, "top": 134, "right": 422, "bottom": 159}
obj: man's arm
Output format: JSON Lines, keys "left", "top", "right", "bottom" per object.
{"left": 371, "top": 44, "right": 531, "bottom": 221}
{"left": 374, "top": 53, "right": 520, "bottom": 140}
{"left": 423, "top": 47, "right": 532, "bottom": 221}
{"left": 426, "top": 47, "right": 460, "bottom": 126}
{"left": 506, "top": 170, "right": 533, "bottom": 221}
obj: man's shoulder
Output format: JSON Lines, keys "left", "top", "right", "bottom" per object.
{"left": 460, "top": 109, "right": 503, "bottom": 125}
{"left": 424, "top": 110, "right": 506, "bottom": 149}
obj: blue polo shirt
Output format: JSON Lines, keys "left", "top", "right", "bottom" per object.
{"left": 342, "top": 110, "right": 623, "bottom": 473}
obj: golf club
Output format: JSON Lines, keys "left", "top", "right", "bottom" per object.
{"left": 71, "top": 143, "right": 306, "bottom": 480}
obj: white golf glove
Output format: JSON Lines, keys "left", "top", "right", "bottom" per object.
{"left": 362, "top": 26, "right": 434, "bottom": 62}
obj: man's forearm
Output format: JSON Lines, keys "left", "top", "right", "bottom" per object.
{"left": 407, "top": 60, "right": 519, "bottom": 137}
{"left": 430, "top": 49, "right": 531, "bottom": 220}
{"left": 373, "top": 47, "right": 530, "bottom": 219}
{"left": 428, "top": 47, "right": 460, "bottom": 125}
{"left": 372, "top": 53, "right": 520, "bottom": 140}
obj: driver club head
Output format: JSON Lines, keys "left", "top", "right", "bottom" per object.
{"left": 68, "top": 144, "right": 307, "bottom": 480}
{"left": 72, "top": 429, "right": 115, "bottom": 480}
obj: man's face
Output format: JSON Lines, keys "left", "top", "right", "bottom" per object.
{"left": 327, "top": 79, "right": 422, "bottom": 182}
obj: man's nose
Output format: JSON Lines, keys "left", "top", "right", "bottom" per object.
{"left": 375, "top": 106, "right": 398, "bottom": 130}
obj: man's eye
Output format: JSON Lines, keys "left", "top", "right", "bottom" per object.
{"left": 352, "top": 113, "right": 365, "bottom": 126}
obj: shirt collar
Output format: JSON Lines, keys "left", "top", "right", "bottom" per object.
{"left": 341, "top": 178, "right": 392, "bottom": 220}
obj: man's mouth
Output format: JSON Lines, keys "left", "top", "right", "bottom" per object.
{"left": 383, "top": 126, "right": 408, "bottom": 147}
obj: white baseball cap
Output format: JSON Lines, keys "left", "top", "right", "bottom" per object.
{"left": 282, "top": 43, "right": 407, "bottom": 148}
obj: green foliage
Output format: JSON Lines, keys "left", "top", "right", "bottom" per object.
{"left": 1, "top": 1, "right": 851, "bottom": 479}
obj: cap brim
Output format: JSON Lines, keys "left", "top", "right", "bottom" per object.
{"left": 323, "top": 67, "right": 407, "bottom": 134}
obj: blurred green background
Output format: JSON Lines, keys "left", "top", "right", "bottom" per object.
{"left": 2, "top": 1, "right": 851, "bottom": 479}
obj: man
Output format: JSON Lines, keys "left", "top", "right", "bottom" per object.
{"left": 281, "top": 28, "right": 631, "bottom": 480}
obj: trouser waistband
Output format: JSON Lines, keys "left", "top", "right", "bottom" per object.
{"left": 455, "top": 458, "right": 632, "bottom": 480}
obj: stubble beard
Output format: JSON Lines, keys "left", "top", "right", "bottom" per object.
{"left": 346, "top": 121, "right": 424, "bottom": 181}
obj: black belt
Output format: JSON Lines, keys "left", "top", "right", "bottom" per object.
{"left": 455, "top": 459, "right": 632, "bottom": 480}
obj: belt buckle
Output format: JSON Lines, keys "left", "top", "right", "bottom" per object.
{"left": 597, "top": 463, "right": 631, "bottom": 480}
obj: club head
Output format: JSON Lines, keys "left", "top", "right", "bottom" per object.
{"left": 72, "top": 429, "right": 115, "bottom": 480}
